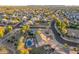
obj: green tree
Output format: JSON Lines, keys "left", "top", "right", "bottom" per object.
{"left": 56, "top": 19, "right": 61, "bottom": 27}
{"left": 21, "top": 25, "right": 30, "bottom": 33}
{"left": 6, "top": 25, "right": 13, "bottom": 32}
{"left": 61, "top": 22, "right": 68, "bottom": 34}
{"left": 0, "top": 27, "right": 5, "bottom": 38}
{"left": 63, "top": 43, "right": 69, "bottom": 49}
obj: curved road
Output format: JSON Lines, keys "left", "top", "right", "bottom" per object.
{"left": 51, "top": 20, "right": 79, "bottom": 47}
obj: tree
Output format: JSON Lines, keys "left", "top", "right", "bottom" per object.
{"left": 17, "top": 36, "right": 30, "bottom": 54}
{"left": 52, "top": 15, "right": 57, "bottom": 20}
{"left": 0, "top": 46, "right": 8, "bottom": 54}
{"left": 19, "top": 49, "right": 29, "bottom": 54}
{"left": 6, "top": 25, "right": 13, "bottom": 32}
{"left": 16, "top": 17, "right": 21, "bottom": 22}
{"left": 0, "top": 31, "right": 4, "bottom": 38}
{"left": 4, "top": 15, "right": 9, "bottom": 20}
{"left": 12, "top": 17, "right": 20, "bottom": 24}
{"left": 73, "top": 47, "right": 78, "bottom": 52}
{"left": 21, "top": 25, "right": 30, "bottom": 33}
{"left": 56, "top": 19, "right": 68, "bottom": 34}
{"left": 63, "top": 18, "right": 69, "bottom": 27}
{"left": 63, "top": 43, "right": 69, "bottom": 49}
{"left": 0, "top": 27, "right": 5, "bottom": 38}
{"left": 77, "top": 45, "right": 79, "bottom": 51}
{"left": 56, "top": 19, "right": 61, "bottom": 27}
{"left": 61, "top": 22, "right": 68, "bottom": 34}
